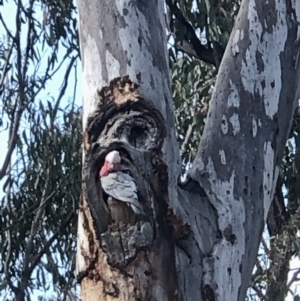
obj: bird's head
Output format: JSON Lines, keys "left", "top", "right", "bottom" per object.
{"left": 99, "top": 150, "right": 121, "bottom": 177}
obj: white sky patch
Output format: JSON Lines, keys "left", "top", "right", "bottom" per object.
{"left": 241, "top": 0, "right": 287, "bottom": 120}
{"left": 287, "top": 257, "right": 300, "bottom": 300}
{"left": 219, "top": 150, "right": 227, "bottom": 165}
{"left": 252, "top": 118, "right": 258, "bottom": 137}
{"left": 228, "top": 80, "right": 240, "bottom": 108}
{"left": 229, "top": 113, "right": 241, "bottom": 135}
{"left": 221, "top": 115, "right": 228, "bottom": 134}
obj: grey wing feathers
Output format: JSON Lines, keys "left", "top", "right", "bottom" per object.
{"left": 101, "top": 171, "right": 145, "bottom": 215}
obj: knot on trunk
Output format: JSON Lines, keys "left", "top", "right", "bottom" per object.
{"left": 81, "top": 76, "right": 173, "bottom": 269}
{"left": 84, "top": 75, "right": 166, "bottom": 152}
{"left": 100, "top": 221, "right": 153, "bottom": 268}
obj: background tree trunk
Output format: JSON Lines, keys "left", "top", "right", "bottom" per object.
{"left": 76, "top": 0, "right": 300, "bottom": 301}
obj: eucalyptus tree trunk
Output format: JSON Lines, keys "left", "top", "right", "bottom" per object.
{"left": 76, "top": 0, "right": 300, "bottom": 300}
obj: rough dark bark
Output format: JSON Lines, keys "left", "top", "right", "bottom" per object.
{"left": 77, "top": 77, "right": 177, "bottom": 300}
{"left": 76, "top": 0, "right": 300, "bottom": 300}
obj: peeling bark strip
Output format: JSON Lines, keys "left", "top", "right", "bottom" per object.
{"left": 77, "top": 76, "right": 177, "bottom": 301}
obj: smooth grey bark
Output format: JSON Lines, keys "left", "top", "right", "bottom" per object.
{"left": 76, "top": 0, "right": 300, "bottom": 300}
{"left": 186, "top": 0, "right": 300, "bottom": 300}
{"left": 76, "top": 0, "right": 180, "bottom": 300}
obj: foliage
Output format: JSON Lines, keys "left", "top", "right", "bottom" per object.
{"left": 167, "top": 0, "right": 239, "bottom": 169}
{"left": 0, "top": 0, "right": 80, "bottom": 300}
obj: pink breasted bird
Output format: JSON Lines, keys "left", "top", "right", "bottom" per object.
{"left": 99, "top": 150, "right": 145, "bottom": 219}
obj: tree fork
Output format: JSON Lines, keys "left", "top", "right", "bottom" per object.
{"left": 76, "top": 76, "right": 178, "bottom": 300}
{"left": 77, "top": 0, "right": 300, "bottom": 300}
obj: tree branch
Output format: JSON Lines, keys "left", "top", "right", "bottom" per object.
{"left": 251, "top": 285, "right": 267, "bottom": 301}
{"left": 166, "top": 0, "right": 224, "bottom": 66}
{"left": 27, "top": 210, "right": 75, "bottom": 277}
{"left": 287, "top": 268, "right": 300, "bottom": 289}
{"left": 0, "top": 42, "right": 13, "bottom": 91}
{"left": 0, "top": 0, "right": 27, "bottom": 180}
{"left": 4, "top": 168, "right": 18, "bottom": 294}
{"left": 20, "top": 176, "right": 52, "bottom": 290}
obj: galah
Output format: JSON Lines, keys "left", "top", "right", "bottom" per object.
{"left": 99, "top": 150, "right": 145, "bottom": 219}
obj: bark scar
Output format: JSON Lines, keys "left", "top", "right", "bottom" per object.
{"left": 81, "top": 76, "right": 174, "bottom": 271}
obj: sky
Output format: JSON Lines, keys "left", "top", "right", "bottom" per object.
{"left": 0, "top": 1, "right": 81, "bottom": 300}
{"left": 1, "top": 1, "right": 300, "bottom": 301}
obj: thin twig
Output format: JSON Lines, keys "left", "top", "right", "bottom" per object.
{"left": 21, "top": 0, "right": 35, "bottom": 81}
{"left": 4, "top": 165, "right": 18, "bottom": 294}
{"left": 180, "top": 122, "right": 195, "bottom": 154}
{"left": 251, "top": 284, "right": 267, "bottom": 301}
{"left": 0, "top": 0, "right": 27, "bottom": 180}
{"left": 261, "top": 236, "right": 270, "bottom": 256}
{"left": 287, "top": 268, "right": 300, "bottom": 288}
{"left": 0, "top": 13, "right": 15, "bottom": 40}
{"left": 1, "top": 183, "right": 60, "bottom": 233}
{"left": 52, "top": 55, "right": 78, "bottom": 122}
{"left": 67, "top": 290, "right": 78, "bottom": 301}
{"left": 20, "top": 175, "right": 51, "bottom": 291}
{"left": 27, "top": 211, "right": 75, "bottom": 276}
{"left": 0, "top": 42, "right": 13, "bottom": 90}
{"left": 0, "top": 106, "right": 25, "bottom": 180}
